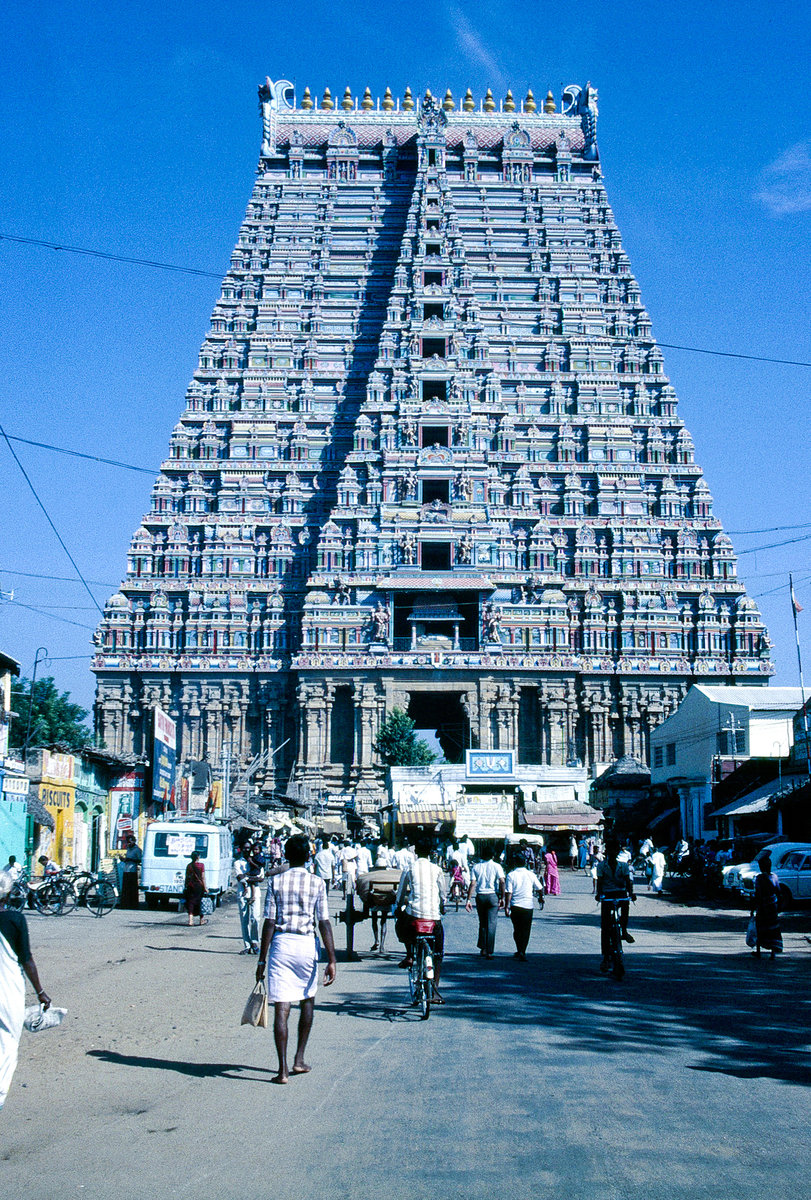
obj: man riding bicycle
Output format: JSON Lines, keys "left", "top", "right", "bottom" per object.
{"left": 395, "top": 835, "right": 446, "bottom": 1004}
{"left": 595, "top": 835, "right": 636, "bottom": 973}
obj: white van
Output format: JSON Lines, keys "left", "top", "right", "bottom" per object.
{"left": 141, "top": 817, "right": 233, "bottom": 910}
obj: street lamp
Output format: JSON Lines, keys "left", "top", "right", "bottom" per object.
{"left": 23, "top": 646, "right": 49, "bottom": 763}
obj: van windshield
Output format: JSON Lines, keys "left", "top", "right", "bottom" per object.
{"left": 153, "top": 832, "right": 209, "bottom": 859}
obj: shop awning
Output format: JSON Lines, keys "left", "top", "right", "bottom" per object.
{"left": 26, "top": 794, "right": 55, "bottom": 830}
{"left": 398, "top": 808, "right": 456, "bottom": 826}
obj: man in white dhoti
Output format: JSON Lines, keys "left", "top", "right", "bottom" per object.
{"left": 256, "top": 836, "right": 337, "bottom": 1084}
{"left": 0, "top": 871, "right": 52, "bottom": 1111}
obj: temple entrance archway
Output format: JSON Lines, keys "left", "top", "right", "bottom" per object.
{"left": 407, "top": 691, "right": 471, "bottom": 763}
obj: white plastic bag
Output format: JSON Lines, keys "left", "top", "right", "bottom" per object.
{"left": 23, "top": 1005, "right": 67, "bottom": 1032}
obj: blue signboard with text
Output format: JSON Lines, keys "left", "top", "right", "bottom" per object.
{"left": 151, "top": 708, "right": 177, "bottom": 812}
{"left": 465, "top": 750, "right": 515, "bottom": 779}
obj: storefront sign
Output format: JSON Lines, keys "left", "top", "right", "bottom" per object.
{"left": 465, "top": 750, "right": 515, "bottom": 779}
{"left": 455, "top": 794, "right": 514, "bottom": 838}
{"left": 41, "top": 750, "right": 74, "bottom": 784}
{"left": 151, "top": 708, "right": 177, "bottom": 812}
{"left": 2, "top": 774, "right": 29, "bottom": 796}
{"left": 110, "top": 770, "right": 145, "bottom": 850}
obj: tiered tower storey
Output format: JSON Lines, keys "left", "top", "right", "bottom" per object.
{"left": 93, "top": 79, "right": 773, "bottom": 812}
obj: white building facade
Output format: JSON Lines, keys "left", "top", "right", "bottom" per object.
{"left": 649, "top": 685, "right": 804, "bottom": 841}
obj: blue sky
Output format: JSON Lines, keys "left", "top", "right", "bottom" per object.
{"left": 1, "top": 0, "right": 810, "bottom": 716}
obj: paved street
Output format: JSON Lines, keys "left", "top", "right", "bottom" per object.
{"left": 3, "top": 874, "right": 810, "bottom": 1199}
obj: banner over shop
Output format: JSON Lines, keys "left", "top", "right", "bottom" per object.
{"left": 151, "top": 708, "right": 177, "bottom": 812}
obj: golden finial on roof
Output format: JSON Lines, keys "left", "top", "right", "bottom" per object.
{"left": 301, "top": 86, "right": 313, "bottom": 111}
{"left": 321, "top": 87, "right": 334, "bottom": 111}
{"left": 463, "top": 87, "right": 475, "bottom": 112}
{"left": 544, "top": 89, "right": 556, "bottom": 113}
{"left": 361, "top": 87, "right": 374, "bottom": 110}
{"left": 341, "top": 86, "right": 353, "bottom": 111}
{"left": 443, "top": 88, "right": 455, "bottom": 111}
{"left": 504, "top": 89, "right": 516, "bottom": 112}
{"left": 382, "top": 86, "right": 394, "bottom": 112}
{"left": 523, "top": 89, "right": 536, "bottom": 113}
{"left": 424, "top": 88, "right": 433, "bottom": 105}
{"left": 403, "top": 86, "right": 414, "bottom": 111}
{"left": 483, "top": 88, "right": 496, "bottom": 112}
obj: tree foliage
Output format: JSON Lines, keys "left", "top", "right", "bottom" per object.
{"left": 10, "top": 676, "right": 91, "bottom": 753}
{"left": 374, "top": 707, "right": 437, "bottom": 767}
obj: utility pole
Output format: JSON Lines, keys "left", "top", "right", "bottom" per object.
{"left": 790, "top": 574, "right": 811, "bottom": 780}
{"left": 22, "top": 646, "right": 49, "bottom": 763}
{"left": 221, "top": 740, "right": 231, "bottom": 820}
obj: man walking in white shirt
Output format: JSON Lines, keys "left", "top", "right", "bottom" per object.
{"left": 504, "top": 854, "right": 544, "bottom": 960}
{"left": 313, "top": 843, "right": 336, "bottom": 895}
{"left": 466, "top": 848, "right": 505, "bottom": 958}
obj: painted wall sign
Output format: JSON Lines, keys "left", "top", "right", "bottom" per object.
{"left": 465, "top": 750, "right": 515, "bottom": 779}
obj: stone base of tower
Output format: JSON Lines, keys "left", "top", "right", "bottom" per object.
{"left": 290, "top": 666, "right": 701, "bottom": 810}
{"left": 94, "top": 664, "right": 766, "bottom": 817}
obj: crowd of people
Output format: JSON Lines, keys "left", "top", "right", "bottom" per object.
{"left": 0, "top": 824, "right": 786, "bottom": 1108}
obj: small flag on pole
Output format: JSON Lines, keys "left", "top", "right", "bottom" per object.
{"left": 791, "top": 580, "right": 803, "bottom": 615}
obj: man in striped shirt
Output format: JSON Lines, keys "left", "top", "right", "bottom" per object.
{"left": 256, "top": 835, "right": 337, "bottom": 1084}
{"left": 395, "top": 836, "right": 446, "bottom": 1003}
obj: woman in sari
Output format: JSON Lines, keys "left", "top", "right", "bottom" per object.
{"left": 184, "top": 851, "right": 208, "bottom": 926}
{"left": 0, "top": 871, "right": 51, "bottom": 1110}
{"left": 544, "top": 848, "right": 561, "bottom": 896}
{"left": 752, "top": 854, "right": 782, "bottom": 958}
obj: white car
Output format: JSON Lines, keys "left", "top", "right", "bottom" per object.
{"left": 737, "top": 842, "right": 811, "bottom": 906}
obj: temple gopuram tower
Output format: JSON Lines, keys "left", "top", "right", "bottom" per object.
{"left": 93, "top": 78, "right": 773, "bottom": 812}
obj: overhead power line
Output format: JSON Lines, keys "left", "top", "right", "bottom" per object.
{"left": 2, "top": 231, "right": 810, "bottom": 368}
{"left": 0, "top": 568, "right": 117, "bottom": 587}
{"left": 658, "top": 342, "right": 811, "bottom": 368}
{"left": 5, "top": 434, "right": 156, "bottom": 476}
{"left": 0, "top": 232, "right": 223, "bottom": 280}
{"left": 2, "top": 597, "right": 96, "bottom": 631}
{"left": 727, "top": 521, "right": 811, "bottom": 535}
{"left": 736, "top": 533, "right": 811, "bottom": 555}
{"left": 0, "top": 423, "right": 104, "bottom": 615}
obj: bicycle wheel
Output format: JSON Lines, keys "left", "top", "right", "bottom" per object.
{"left": 407, "top": 954, "right": 418, "bottom": 1003}
{"left": 611, "top": 918, "right": 625, "bottom": 980}
{"left": 53, "top": 881, "right": 77, "bottom": 915}
{"left": 416, "top": 942, "right": 431, "bottom": 1020}
{"left": 8, "top": 882, "right": 28, "bottom": 911}
{"left": 86, "top": 879, "right": 117, "bottom": 917}
{"left": 32, "top": 884, "right": 56, "bottom": 914}
{"left": 72, "top": 872, "right": 94, "bottom": 907}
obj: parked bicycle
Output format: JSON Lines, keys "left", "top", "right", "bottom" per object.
{"left": 60, "top": 866, "right": 119, "bottom": 916}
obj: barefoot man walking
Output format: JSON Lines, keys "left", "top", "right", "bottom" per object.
{"left": 256, "top": 835, "right": 337, "bottom": 1084}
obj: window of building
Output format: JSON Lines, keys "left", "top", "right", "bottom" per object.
{"left": 426, "top": 218, "right": 440, "bottom": 231}
{"left": 653, "top": 746, "right": 663, "bottom": 769}
{"left": 423, "top": 303, "right": 444, "bottom": 321}
{"left": 421, "top": 478, "right": 449, "bottom": 504}
{"left": 426, "top": 243, "right": 441, "bottom": 257}
{"left": 421, "top": 380, "right": 447, "bottom": 403}
{"left": 428, "top": 149, "right": 437, "bottom": 166}
{"left": 424, "top": 270, "right": 443, "bottom": 287}
{"left": 422, "top": 337, "right": 446, "bottom": 358}
{"left": 421, "top": 541, "right": 451, "bottom": 570}
{"left": 666, "top": 743, "right": 676, "bottom": 766}
{"left": 420, "top": 425, "right": 449, "bottom": 447}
